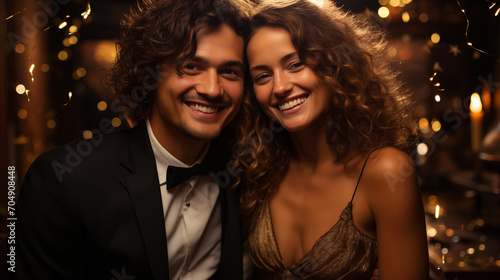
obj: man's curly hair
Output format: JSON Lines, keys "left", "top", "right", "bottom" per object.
{"left": 231, "top": 0, "right": 419, "bottom": 213}
{"left": 105, "top": 0, "right": 252, "bottom": 122}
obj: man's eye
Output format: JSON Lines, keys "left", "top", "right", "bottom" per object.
{"left": 182, "top": 64, "right": 201, "bottom": 74}
{"left": 220, "top": 69, "right": 241, "bottom": 80}
{"left": 221, "top": 69, "right": 236, "bottom": 75}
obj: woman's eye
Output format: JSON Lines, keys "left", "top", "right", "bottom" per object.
{"left": 289, "top": 61, "right": 304, "bottom": 70}
{"left": 254, "top": 73, "right": 270, "bottom": 83}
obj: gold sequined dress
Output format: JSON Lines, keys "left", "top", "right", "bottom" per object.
{"left": 247, "top": 155, "right": 379, "bottom": 279}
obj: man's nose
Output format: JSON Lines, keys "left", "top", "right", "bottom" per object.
{"left": 196, "top": 69, "right": 223, "bottom": 98}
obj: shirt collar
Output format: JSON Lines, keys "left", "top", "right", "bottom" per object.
{"left": 146, "top": 118, "right": 208, "bottom": 170}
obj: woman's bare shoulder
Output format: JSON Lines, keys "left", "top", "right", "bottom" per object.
{"left": 360, "top": 147, "right": 420, "bottom": 207}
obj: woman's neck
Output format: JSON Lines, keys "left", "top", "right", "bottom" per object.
{"left": 289, "top": 119, "right": 335, "bottom": 170}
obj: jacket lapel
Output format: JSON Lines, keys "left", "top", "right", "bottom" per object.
{"left": 219, "top": 185, "right": 243, "bottom": 279}
{"left": 118, "top": 123, "right": 170, "bottom": 280}
{"left": 206, "top": 136, "right": 244, "bottom": 279}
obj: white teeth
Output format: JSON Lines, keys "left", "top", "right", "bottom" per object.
{"left": 278, "top": 97, "right": 308, "bottom": 111}
{"left": 189, "top": 104, "right": 218, "bottom": 113}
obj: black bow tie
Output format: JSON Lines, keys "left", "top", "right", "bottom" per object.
{"left": 166, "top": 164, "right": 208, "bottom": 190}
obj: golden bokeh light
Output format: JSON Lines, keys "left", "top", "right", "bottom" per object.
{"left": 111, "top": 117, "right": 122, "bottom": 127}
{"left": 41, "top": 64, "right": 50, "bottom": 72}
{"left": 402, "top": 12, "right": 410, "bottom": 22}
{"left": 378, "top": 7, "right": 390, "bottom": 18}
{"left": 58, "top": 50, "right": 69, "bottom": 61}
{"left": 97, "top": 101, "right": 108, "bottom": 111}
{"left": 419, "top": 13, "right": 429, "bottom": 22}
{"left": 431, "top": 33, "right": 441, "bottom": 44}
{"left": 47, "top": 119, "right": 57, "bottom": 129}
{"left": 18, "top": 109, "right": 28, "bottom": 119}
{"left": 83, "top": 130, "right": 93, "bottom": 139}
{"left": 16, "top": 84, "right": 26, "bottom": 94}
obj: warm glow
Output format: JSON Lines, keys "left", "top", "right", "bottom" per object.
{"left": 419, "top": 118, "right": 429, "bottom": 131}
{"left": 94, "top": 41, "right": 117, "bottom": 64}
{"left": 63, "top": 38, "right": 71, "bottom": 47}
{"left": 41, "top": 64, "right": 50, "bottom": 72}
{"left": 419, "top": 13, "right": 429, "bottom": 22}
{"left": 83, "top": 130, "right": 93, "bottom": 139}
{"left": 58, "top": 21, "right": 67, "bottom": 29}
{"left": 431, "top": 119, "right": 442, "bottom": 132}
{"left": 15, "top": 44, "right": 25, "bottom": 53}
{"left": 435, "top": 95, "right": 441, "bottom": 102}
{"left": 58, "top": 50, "right": 69, "bottom": 61}
{"left": 389, "top": 0, "right": 400, "bottom": 6}
{"left": 16, "top": 84, "right": 26, "bottom": 94}
{"left": 75, "top": 67, "right": 87, "bottom": 78}
{"left": 97, "top": 101, "right": 108, "bottom": 111}
{"left": 112, "top": 117, "right": 122, "bottom": 127}
{"left": 431, "top": 33, "right": 440, "bottom": 44}
{"left": 417, "top": 143, "right": 428, "bottom": 155}
{"left": 378, "top": 7, "right": 390, "bottom": 18}
{"left": 18, "top": 109, "right": 28, "bottom": 119}
{"left": 81, "top": 2, "right": 91, "bottom": 19}
{"left": 47, "top": 119, "right": 57, "bottom": 129}
{"left": 427, "top": 227, "right": 437, "bottom": 237}
{"left": 69, "top": 35, "right": 78, "bottom": 45}
{"left": 69, "top": 25, "right": 78, "bottom": 33}
{"left": 402, "top": 12, "right": 410, "bottom": 22}
{"left": 387, "top": 46, "right": 397, "bottom": 57}
{"left": 470, "top": 93, "right": 482, "bottom": 113}
{"left": 435, "top": 204, "right": 440, "bottom": 219}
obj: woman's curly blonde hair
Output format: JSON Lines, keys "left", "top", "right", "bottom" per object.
{"left": 231, "top": 0, "right": 419, "bottom": 215}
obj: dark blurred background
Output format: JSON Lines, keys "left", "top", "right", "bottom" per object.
{"left": 1, "top": 0, "right": 500, "bottom": 278}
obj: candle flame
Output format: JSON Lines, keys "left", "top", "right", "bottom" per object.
{"left": 29, "top": 64, "right": 35, "bottom": 82}
{"left": 5, "top": 8, "right": 27, "bottom": 21}
{"left": 58, "top": 21, "right": 67, "bottom": 29}
{"left": 429, "top": 72, "right": 436, "bottom": 82}
{"left": 435, "top": 204, "right": 440, "bottom": 219}
{"left": 81, "top": 2, "right": 91, "bottom": 19}
{"left": 62, "top": 92, "right": 72, "bottom": 106}
{"left": 470, "top": 93, "right": 482, "bottom": 113}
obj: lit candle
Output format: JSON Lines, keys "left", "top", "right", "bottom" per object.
{"left": 470, "top": 93, "right": 483, "bottom": 153}
{"left": 435, "top": 204, "right": 440, "bottom": 219}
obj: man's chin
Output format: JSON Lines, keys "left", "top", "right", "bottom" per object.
{"left": 183, "top": 128, "right": 222, "bottom": 141}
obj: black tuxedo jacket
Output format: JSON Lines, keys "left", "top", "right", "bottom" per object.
{"left": 4, "top": 122, "right": 243, "bottom": 280}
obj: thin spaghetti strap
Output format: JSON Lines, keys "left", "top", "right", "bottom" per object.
{"left": 350, "top": 149, "right": 377, "bottom": 203}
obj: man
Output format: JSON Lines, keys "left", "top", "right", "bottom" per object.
{"left": 4, "top": 0, "right": 252, "bottom": 279}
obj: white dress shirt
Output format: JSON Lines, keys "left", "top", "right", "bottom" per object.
{"left": 146, "top": 119, "right": 221, "bottom": 280}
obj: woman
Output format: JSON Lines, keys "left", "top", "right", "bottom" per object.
{"left": 232, "top": 0, "right": 429, "bottom": 279}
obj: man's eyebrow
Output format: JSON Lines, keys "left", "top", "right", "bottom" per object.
{"left": 190, "top": 56, "right": 244, "bottom": 69}
{"left": 250, "top": 52, "right": 298, "bottom": 72}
